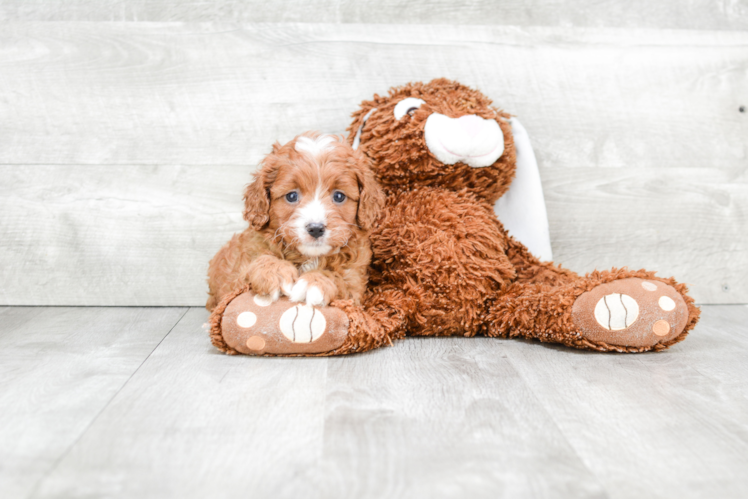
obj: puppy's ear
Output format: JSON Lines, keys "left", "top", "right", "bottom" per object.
{"left": 243, "top": 145, "right": 281, "bottom": 231}
{"left": 354, "top": 153, "right": 385, "bottom": 230}
{"left": 242, "top": 176, "right": 270, "bottom": 231}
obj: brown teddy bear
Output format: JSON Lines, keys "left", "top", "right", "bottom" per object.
{"left": 208, "top": 78, "right": 700, "bottom": 356}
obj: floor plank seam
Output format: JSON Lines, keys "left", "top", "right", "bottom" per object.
{"left": 25, "top": 307, "right": 190, "bottom": 498}
{"left": 502, "top": 350, "right": 611, "bottom": 497}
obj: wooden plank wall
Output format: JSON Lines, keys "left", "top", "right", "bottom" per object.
{"left": 1, "top": 0, "right": 747, "bottom": 29}
{"left": 0, "top": 2, "right": 746, "bottom": 306}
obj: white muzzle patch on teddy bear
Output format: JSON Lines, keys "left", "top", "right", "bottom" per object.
{"left": 424, "top": 113, "right": 505, "bottom": 168}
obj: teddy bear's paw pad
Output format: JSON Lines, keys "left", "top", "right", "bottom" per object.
{"left": 279, "top": 304, "right": 326, "bottom": 343}
{"left": 572, "top": 278, "right": 688, "bottom": 347}
{"left": 220, "top": 292, "right": 348, "bottom": 355}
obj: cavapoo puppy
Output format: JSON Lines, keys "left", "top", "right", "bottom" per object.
{"left": 207, "top": 132, "right": 384, "bottom": 311}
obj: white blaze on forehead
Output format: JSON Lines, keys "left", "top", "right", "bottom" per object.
{"left": 295, "top": 135, "right": 336, "bottom": 157}
{"left": 293, "top": 185, "right": 331, "bottom": 257}
{"left": 296, "top": 195, "right": 327, "bottom": 226}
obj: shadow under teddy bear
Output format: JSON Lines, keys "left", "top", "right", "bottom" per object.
{"left": 208, "top": 78, "right": 700, "bottom": 356}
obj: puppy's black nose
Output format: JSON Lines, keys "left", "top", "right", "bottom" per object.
{"left": 306, "top": 223, "right": 326, "bottom": 239}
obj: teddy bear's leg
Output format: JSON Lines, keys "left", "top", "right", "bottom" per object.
{"left": 208, "top": 285, "right": 405, "bottom": 356}
{"left": 486, "top": 268, "right": 700, "bottom": 352}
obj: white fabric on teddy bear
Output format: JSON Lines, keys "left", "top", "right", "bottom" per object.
{"left": 494, "top": 118, "right": 553, "bottom": 262}
{"left": 353, "top": 112, "right": 553, "bottom": 262}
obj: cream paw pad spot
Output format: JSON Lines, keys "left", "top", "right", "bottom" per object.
{"left": 593, "top": 293, "right": 639, "bottom": 331}
{"left": 572, "top": 278, "right": 689, "bottom": 348}
{"left": 279, "top": 304, "right": 327, "bottom": 343}
{"left": 220, "top": 292, "right": 349, "bottom": 355}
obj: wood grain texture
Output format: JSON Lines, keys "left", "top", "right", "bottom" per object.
{"left": 1, "top": 0, "right": 747, "bottom": 30}
{"left": 0, "top": 22, "right": 746, "bottom": 305}
{"left": 19, "top": 304, "right": 748, "bottom": 497}
{"left": 0, "top": 164, "right": 246, "bottom": 306}
{"left": 0, "top": 23, "right": 745, "bottom": 170}
{"left": 315, "top": 339, "right": 605, "bottom": 497}
{"left": 499, "top": 304, "right": 748, "bottom": 497}
{"left": 668, "top": 305, "right": 748, "bottom": 400}
{"left": 34, "top": 307, "right": 331, "bottom": 498}
{"left": 0, "top": 306, "right": 186, "bottom": 498}
{"left": 34, "top": 308, "right": 607, "bottom": 497}
{"left": 544, "top": 166, "right": 748, "bottom": 304}
{"left": 1, "top": 163, "right": 744, "bottom": 306}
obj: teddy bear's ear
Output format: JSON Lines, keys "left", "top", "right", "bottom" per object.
{"left": 347, "top": 100, "right": 378, "bottom": 150}
{"left": 353, "top": 154, "right": 385, "bottom": 230}
{"left": 493, "top": 118, "right": 553, "bottom": 262}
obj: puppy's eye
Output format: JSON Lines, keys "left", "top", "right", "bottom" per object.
{"left": 332, "top": 191, "right": 346, "bottom": 204}
{"left": 394, "top": 97, "right": 426, "bottom": 120}
{"left": 285, "top": 191, "right": 299, "bottom": 203}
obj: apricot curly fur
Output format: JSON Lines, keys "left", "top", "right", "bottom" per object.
{"left": 208, "top": 285, "right": 243, "bottom": 355}
{"left": 209, "top": 78, "right": 700, "bottom": 356}
{"left": 344, "top": 78, "right": 699, "bottom": 353}
{"left": 485, "top": 267, "right": 700, "bottom": 353}
{"left": 206, "top": 131, "right": 384, "bottom": 311}
{"left": 347, "top": 79, "right": 517, "bottom": 204}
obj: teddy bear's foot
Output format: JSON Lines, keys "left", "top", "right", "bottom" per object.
{"left": 219, "top": 291, "right": 349, "bottom": 355}
{"left": 572, "top": 278, "right": 689, "bottom": 348}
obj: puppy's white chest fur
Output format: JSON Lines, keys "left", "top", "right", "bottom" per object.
{"left": 300, "top": 257, "right": 320, "bottom": 273}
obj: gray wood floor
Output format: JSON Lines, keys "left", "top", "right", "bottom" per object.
{"left": 2, "top": 305, "right": 747, "bottom": 498}
{"left": 2, "top": 2, "right": 746, "bottom": 497}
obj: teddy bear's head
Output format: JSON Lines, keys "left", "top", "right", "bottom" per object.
{"left": 347, "top": 78, "right": 517, "bottom": 203}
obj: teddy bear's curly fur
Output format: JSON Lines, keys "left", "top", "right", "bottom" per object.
{"left": 208, "top": 78, "right": 699, "bottom": 355}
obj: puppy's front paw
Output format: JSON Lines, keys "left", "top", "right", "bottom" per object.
{"left": 247, "top": 255, "right": 299, "bottom": 302}
{"left": 289, "top": 273, "right": 337, "bottom": 306}
{"left": 289, "top": 279, "right": 309, "bottom": 303}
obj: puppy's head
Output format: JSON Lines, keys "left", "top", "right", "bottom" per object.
{"left": 244, "top": 132, "right": 384, "bottom": 257}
